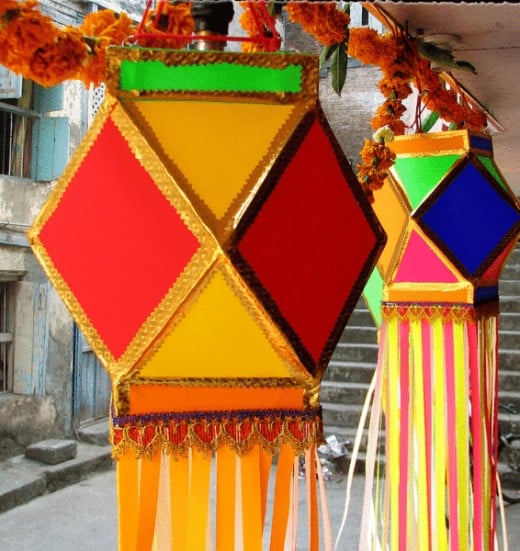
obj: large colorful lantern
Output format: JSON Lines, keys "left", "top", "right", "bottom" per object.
{"left": 361, "top": 131, "right": 520, "bottom": 551}
{"left": 28, "top": 47, "right": 385, "bottom": 549}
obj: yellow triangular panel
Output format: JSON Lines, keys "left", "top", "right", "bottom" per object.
{"left": 138, "top": 261, "right": 304, "bottom": 380}
{"left": 126, "top": 100, "right": 298, "bottom": 220}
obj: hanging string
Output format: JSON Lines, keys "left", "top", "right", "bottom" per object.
{"left": 131, "top": 0, "right": 281, "bottom": 51}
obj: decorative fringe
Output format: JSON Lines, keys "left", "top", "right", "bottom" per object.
{"left": 360, "top": 302, "right": 500, "bottom": 551}
{"left": 111, "top": 408, "right": 323, "bottom": 458}
{"left": 116, "top": 443, "right": 331, "bottom": 550}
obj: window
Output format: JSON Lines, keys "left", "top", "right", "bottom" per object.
{"left": 0, "top": 66, "right": 70, "bottom": 181}
{"left": 0, "top": 79, "right": 37, "bottom": 178}
{"left": 0, "top": 282, "right": 13, "bottom": 393}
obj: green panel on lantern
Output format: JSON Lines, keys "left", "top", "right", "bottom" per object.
{"left": 477, "top": 155, "right": 508, "bottom": 192}
{"left": 363, "top": 267, "right": 383, "bottom": 327}
{"left": 394, "top": 154, "right": 461, "bottom": 210}
{"left": 119, "top": 60, "right": 303, "bottom": 94}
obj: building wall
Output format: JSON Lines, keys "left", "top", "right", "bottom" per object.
{"left": 0, "top": 2, "right": 385, "bottom": 460}
{"left": 0, "top": 2, "right": 98, "bottom": 460}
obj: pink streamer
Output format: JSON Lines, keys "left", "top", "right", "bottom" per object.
{"left": 422, "top": 319, "right": 433, "bottom": 551}
{"left": 469, "top": 321, "right": 484, "bottom": 551}
{"left": 398, "top": 321, "right": 410, "bottom": 551}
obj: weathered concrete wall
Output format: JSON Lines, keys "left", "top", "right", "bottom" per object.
{"left": 0, "top": 2, "right": 87, "bottom": 457}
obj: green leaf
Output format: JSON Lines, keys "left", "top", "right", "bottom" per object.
{"left": 448, "top": 122, "right": 458, "bottom": 131}
{"left": 320, "top": 44, "right": 339, "bottom": 67}
{"left": 421, "top": 111, "right": 440, "bottom": 133}
{"left": 331, "top": 44, "right": 348, "bottom": 96}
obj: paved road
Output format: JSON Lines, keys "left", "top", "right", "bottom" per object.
{"left": 0, "top": 468, "right": 518, "bottom": 550}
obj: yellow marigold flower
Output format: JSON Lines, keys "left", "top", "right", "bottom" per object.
{"left": 372, "top": 125, "right": 395, "bottom": 144}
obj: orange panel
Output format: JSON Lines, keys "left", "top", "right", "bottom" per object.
{"left": 128, "top": 385, "right": 305, "bottom": 414}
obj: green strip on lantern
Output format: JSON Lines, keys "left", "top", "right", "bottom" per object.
{"left": 394, "top": 154, "right": 461, "bottom": 210}
{"left": 120, "top": 60, "right": 303, "bottom": 94}
{"left": 477, "top": 155, "right": 508, "bottom": 192}
{"left": 363, "top": 267, "right": 384, "bottom": 328}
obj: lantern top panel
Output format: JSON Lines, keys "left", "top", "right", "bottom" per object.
{"left": 106, "top": 47, "right": 319, "bottom": 105}
{"left": 388, "top": 129, "right": 492, "bottom": 158}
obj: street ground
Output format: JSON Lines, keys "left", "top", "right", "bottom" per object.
{"left": 0, "top": 467, "right": 518, "bottom": 550}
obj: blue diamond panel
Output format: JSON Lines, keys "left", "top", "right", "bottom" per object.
{"left": 419, "top": 162, "right": 520, "bottom": 277}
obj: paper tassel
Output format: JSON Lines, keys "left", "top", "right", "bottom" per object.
{"left": 114, "top": 443, "right": 331, "bottom": 550}
{"left": 361, "top": 303, "right": 499, "bottom": 551}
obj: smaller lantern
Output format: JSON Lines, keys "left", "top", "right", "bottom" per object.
{"left": 359, "top": 130, "right": 520, "bottom": 551}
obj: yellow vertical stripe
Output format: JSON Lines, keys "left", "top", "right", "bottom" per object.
{"left": 432, "top": 318, "right": 448, "bottom": 551}
{"left": 411, "top": 319, "right": 430, "bottom": 551}
{"left": 454, "top": 321, "right": 470, "bottom": 551}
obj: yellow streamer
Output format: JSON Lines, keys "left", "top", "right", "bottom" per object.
{"left": 454, "top": 321, "right": 470, "bottom": 551}
{"left": 411, "top": 319, "right": 430, "bottom": 551}
{"left": 432, "top": 317, "right": 448, "bottom": 551}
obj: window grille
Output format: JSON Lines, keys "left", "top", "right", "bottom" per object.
{"left": 0, "top": 282, "right": 13, "bottom": 393}
{"left": 88, "top": 84, "right": 106, "bottom": 125}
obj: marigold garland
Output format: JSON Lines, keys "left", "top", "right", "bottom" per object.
{"left": 136, "top": 2, "right": 193, "bottom": 51}
{"left": 285, "top": 1, "right": 350, "bottom": 47}
{"left": 0, "top": 0, "right": 488, "bottom": 200}
{"left": 239, "top": 1, "right": 269, "bottom": 53}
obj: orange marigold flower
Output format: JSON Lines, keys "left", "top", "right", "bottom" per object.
{"left": 29, "top": 27, "right": 88, "bottom": 87}
{"left": 347, "top": 27, "right": 383, "bottom": 65}
{"left": 139, "top": 2, "right": 194, "bottom": 49}
{"left": 0, "top": 4, "right": 59, "bottom": 70}
{"left": 378, "top": 76, "right": 412, "bottom": 100}
{"left": 285, "top": 1, "right": 349, "bottom": 46}
{"left": 77, "top": 11, "right": 135, "bottom": 86}
{"left": 79, "top": 9, "right": 135, "bottom": 44}
{"left": 239, "top": 2, "right": 269, "bottom": 52}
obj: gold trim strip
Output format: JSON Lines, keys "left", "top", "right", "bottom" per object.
{"left": 111, "top": 415, "right": 323, "bottom": 459}
{"left": 106, "top": 47, "right": 319, "bottom": 105}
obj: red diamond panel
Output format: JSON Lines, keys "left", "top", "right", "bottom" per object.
{"left": 38, "top": 117, "right": 200, "bottom": 359}
{"left": 235, "top": 115, "right": 382, "bottom": 371}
